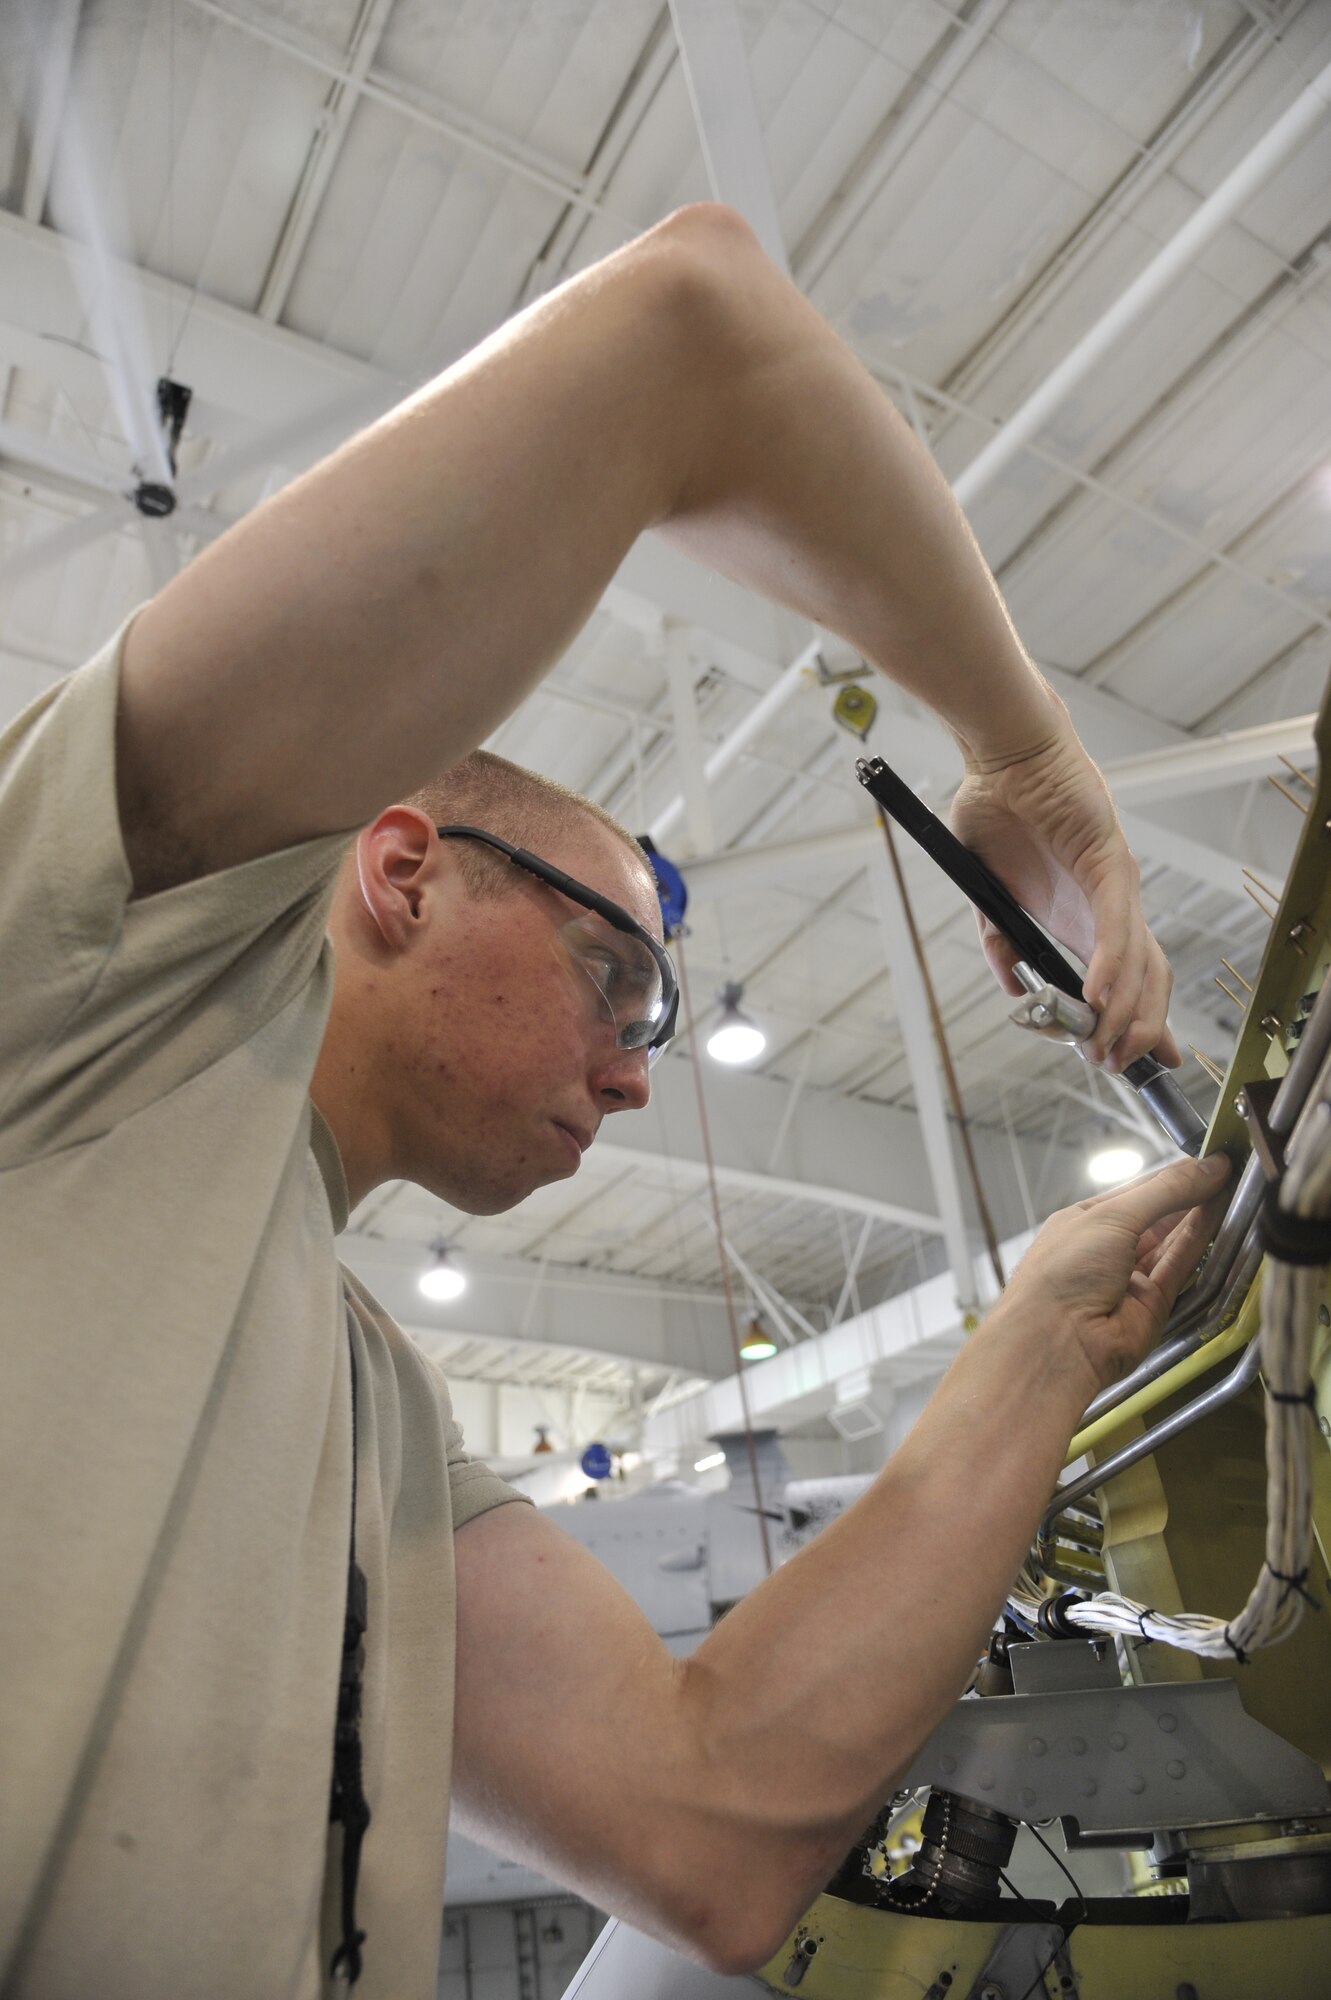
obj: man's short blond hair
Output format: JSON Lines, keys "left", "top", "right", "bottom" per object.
{"left": 400, "top": 749, "right": 651, "bottom": 897}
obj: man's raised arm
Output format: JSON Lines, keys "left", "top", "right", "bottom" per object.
{"left": 118, "top": 202, "right": 1167, "bottom": 1066}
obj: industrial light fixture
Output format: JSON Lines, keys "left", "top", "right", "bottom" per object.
{"left": 418, "top": 1238, "right": 467, "bottom": 1302}
{"left": 1087, "top": 1144, "right": 1145, "bottom": 1186}
{"left": 694, "top": 1451, "right": 726, "bottom": 1473}
{"left": 707, "top": 982, "right": 766, "bottom": 1065}
{"left": 739, "top": 1313, "right": 778, "bottom": 1361}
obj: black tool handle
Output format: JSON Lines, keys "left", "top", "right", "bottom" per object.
{"left": 856, "top": 756, "right": 1205, "bottom": 1156}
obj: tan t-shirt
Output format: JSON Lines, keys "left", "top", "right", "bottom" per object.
{"left": 0, "top": 621, "right": 527, "bottom": 1999}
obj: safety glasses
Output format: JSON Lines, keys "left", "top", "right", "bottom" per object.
{"left": 435, "top": 825, "right": 679, "bottom": 1062}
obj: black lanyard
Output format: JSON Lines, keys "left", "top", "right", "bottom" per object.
{"left": 329, "top": 1313, "right": 371, "bottom": 1984}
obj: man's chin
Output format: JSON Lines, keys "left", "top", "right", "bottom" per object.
{"left": 425, "top": 1159, "right": 576, "bottom": 1216}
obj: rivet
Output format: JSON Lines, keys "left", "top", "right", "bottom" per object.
{"left": 1157, "top": 1713, "right": 1177, "bottom": 1733}
{"left": 1028, "top": 1737, "right": 1047, "bottom": 1757}
{"left": 938, "top": 1754, "right": 957, "bottom": 1775}
{"left": 1108, "top": 1731, "right": 1127, "bottom": 1751}
{"left": 1128, "top": 1775, "right": 1147, "bottom": 1795}
{"left": 978, "top": 1769, "right": 995, "bottom": 1791}
{"left": 1080, "top": 1778, "right": 1097, "bottom": 1797}
{"left": 1018, "top": 1787, "right": 1037, "bottom": 1808}
{"left": 1069, "top": 1735, "right": 1087, "bottom": 1755}
{"left": 1167, "top": 1760, "right": 1186, "bottom": 1779}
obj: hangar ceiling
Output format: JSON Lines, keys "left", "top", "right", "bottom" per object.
{"left": 2, "top": 0, "right": 1329, "bottom": 1448}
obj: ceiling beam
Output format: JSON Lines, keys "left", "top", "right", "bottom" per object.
{"left": 642, "top": 1225, "right": 1036, "bottom": 1451}
{"left": 950, "top": 49, "right": 1331, "bottom": 508}
{"left": 592, "top": 1137, "right": 941, "bottom": 1237}
{"left": 513, "top": 9, "right": 677, "bottom": 310}
{"left": 933, "top": 14, "right": 1269, "bottom": 430}
{"left": 668, "top": 0, "right": 789, "bottom": 273}
{"left": 0, "top": 210, "right": 394, "bottom": 433}
{"left": 178, "top": 0, "right": 615, "bottom": 225}
{"left": 337, "top": 1232, "right": 735, "bottom": 1380}
{"left": 793, "top": 0, "right": 1008, "bottom": 296}
{"left": 255, "top": 0, "right": 398, "bottom": 323}
{"left": 863, "top": 349, "right": 1331, "bottom": 642}
{"left": 614, "top": 1056, "right": 1088, "bottom": 1252}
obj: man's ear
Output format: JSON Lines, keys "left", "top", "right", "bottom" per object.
{"left": 354, "top": 806, "right": 442, "bottom": 948}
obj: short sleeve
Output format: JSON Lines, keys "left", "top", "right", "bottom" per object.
{"left": 447, "top": 1425, "right": 534, "bottom": 1531}
{"left": 0, "top": 616, "right": 355, "bottom": 1166}
{"left": 427, "top": 1355, "right": 533, "bottom": 1531}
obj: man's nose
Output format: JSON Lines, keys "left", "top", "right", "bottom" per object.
{"left": 593, "top": 1044, "right": 651, "bottom": 1113}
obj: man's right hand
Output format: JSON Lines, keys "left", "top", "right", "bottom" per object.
{"left": 992, "top": 1154, "right": 1232, "bottom": 1404}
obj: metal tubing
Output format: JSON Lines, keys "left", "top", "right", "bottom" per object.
{"left": 1079, "top": 1216, "right": 1261, "bottom": 1429}
{"left": 1080, "top": 965, "right": 1331, "bottom": 1427}
{"left": 1040, "top": 1331, "right": 1264, "bottom": 1553}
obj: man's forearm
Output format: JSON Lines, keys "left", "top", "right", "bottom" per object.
{"left": 676, "top": 1299, "right": 1091, "bottom": 1935}
{"left": 661, "top": 208, "right": 1065, "bottom": 771}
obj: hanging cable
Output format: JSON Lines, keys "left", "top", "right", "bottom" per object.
{"left": 676, "top": 939, "right": 773, "bottom": 1574}
{"left": 879, "top": 818, "right": 1006, "bottom": 1291}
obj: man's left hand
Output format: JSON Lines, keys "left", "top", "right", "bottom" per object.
{"left": 950, "top": 709, "right": 1180, "bottom": 1075}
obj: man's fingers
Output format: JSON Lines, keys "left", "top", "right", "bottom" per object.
{"left": 1081, "top": 859, "right": 1136, "bottom": 1053}
{"left": 1107, "top": 934, "right": 1175, "bottom": 1073}
{"left": 1154, "top": 1018, "right": 1182, "bottom": 1069}
{"left": 1146, "top": 1196, "right": 1228, "bottom": 1315}
{"left": 977, "top": 913, "right": 1023, "bottom": 997}
{"left": 1095, "top": 1153, "right": 1230, "bottom": 1236}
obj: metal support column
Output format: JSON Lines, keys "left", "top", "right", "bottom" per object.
{"left": 667, "top": 0, "right": 789, "bottom": 274}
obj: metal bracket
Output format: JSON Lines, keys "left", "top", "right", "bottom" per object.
{"left": 1234, "top": 1076, "right": 1284, "bottom": 1182}
{"left": 1009, "top": 961, "right": 1097, "bottom": 1047}
{"left": 965, "top": 1921, "right": 1066, "bottom": 2000}
{"left": 902, "top": 1676, "right": 1331, "bottom": 1844}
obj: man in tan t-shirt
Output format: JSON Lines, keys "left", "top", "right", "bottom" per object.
{"left": 2, "top": 203, "right": 1227, "bottom": 1997}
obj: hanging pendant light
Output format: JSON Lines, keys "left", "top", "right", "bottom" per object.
{"left": 418, "top": 1238, "right": 467, "bottom": 1301}
{"left": 707, "top": 982, "right": 766, "bottom": 1065}
{"left": 739, "top": 1313, "right": 777, "bottom": 1361}
{"left": 1087, "top": 1144, "right": 1144, "bottom": 1186}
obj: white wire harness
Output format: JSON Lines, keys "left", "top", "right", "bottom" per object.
{"left": 1014, "top": 1049, "right": 1331, "bottom": 1663}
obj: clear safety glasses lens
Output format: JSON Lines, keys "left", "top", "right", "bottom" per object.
{"left": 556, "top": 913, "right": 673, "bottom": 1061}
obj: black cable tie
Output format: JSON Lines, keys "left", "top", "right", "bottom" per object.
{"left": 1223, "top": 1623, "right": 1251, "bottom": 1666}
{"left": 1265, "top": 1561, "right": 1322, "bottom": 1612}
{"left": 1132, "top": 1605, "right": 1157, "bottom": 1651}
{"left": 1268, "top": 1383, "right": 1319, "bottom": 1412}
{"left": 1257, "top": 1186, "right": 1331, "bottom": 1268}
